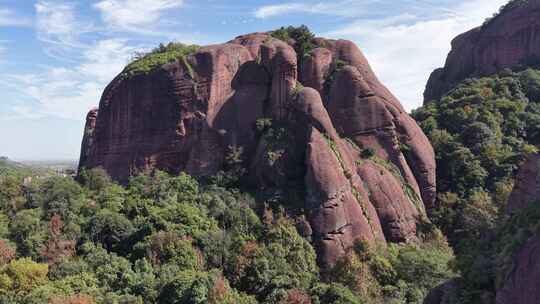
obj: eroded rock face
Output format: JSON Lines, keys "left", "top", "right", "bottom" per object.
{"left": 424, "top": 0, "right": 540, "bottom": 102}
{"left": 496, "top": 153, "right": 540, "bottom": 304}
{"left": 506, "top": 153, "right": 540, "bottom": 213}
{"left": 496, "top": 234, "right": 540, "bottom": 304}
{"left": 79, "top": 32, "right": 436, "bottom": 267}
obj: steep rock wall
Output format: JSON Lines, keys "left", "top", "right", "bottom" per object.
{"left": 496, "top": 153, "right": 540, "bottom": 304}
{"left": 79, "top": 32, "right": 436, "bottom": 267}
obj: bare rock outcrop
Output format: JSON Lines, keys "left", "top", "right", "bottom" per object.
{"left": 78, "top": 31, "right": 436, "bottom": 267}
{"left": 79, "top": 108, "right": 98, "bottom": 169}
{"left": 424, "top": 0, "right": 540, "bottom": 102}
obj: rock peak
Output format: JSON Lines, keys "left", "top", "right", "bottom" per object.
{"left": 424, "top": 0, "right": 540, "bottom": 102}
{"left": 78, "top": 28, "right": 436, "bottom": 267}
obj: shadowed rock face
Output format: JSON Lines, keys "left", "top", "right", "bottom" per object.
{"left": 79, "top": 32, "right": 436, "bottom": 267}
{"left": 507, "top": 153, "right": 540, "bottom": 213}
{"left": 496, "top": 234, "right": 540, "bottom": 304}
{"left": 496, "top": 153, "right": 540, "bottom": 304}
{"left": 79, "top": 109, "right": 98, "bottom": 169}
{"left": 424, "top": 0, "right": 540, "bottom": 102}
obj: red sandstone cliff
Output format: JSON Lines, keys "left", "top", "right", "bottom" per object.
{"left": 496, "top": 153, "right": 540, "bottom": 304}
{"left": 424, "top": 0, "right": 540, "bottom": 102}
{"left": 79, "top": 31, "right": 436, "bottom": 267}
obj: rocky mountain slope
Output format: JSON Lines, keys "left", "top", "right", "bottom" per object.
{"left": 78, "top": 28, "right": 436, "bottom": 267}
{"left": 424, "top": 0, "right": 540, "bottom": 102}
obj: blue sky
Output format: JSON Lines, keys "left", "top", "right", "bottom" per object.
{"left": 0, "top": 0, "right": 507, "bottom": 160}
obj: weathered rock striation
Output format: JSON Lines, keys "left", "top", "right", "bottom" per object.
{"left": 79, "top": 31, "right": 436, "bottom": 267}
{"left": 496, "top": 153, "right": 540, "bottom": 304}
{"left": 79, "top": 108, "right": 98, "bottom": 170}
{"left": 424, "top": 0, "right": 540, "bottom": 102}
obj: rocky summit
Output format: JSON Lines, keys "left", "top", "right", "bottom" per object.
{"left": 424, "top": 0, "right": 540, "bottom": 102}
{"left": 79, "top": 29, "right": 436, "bottom": 267}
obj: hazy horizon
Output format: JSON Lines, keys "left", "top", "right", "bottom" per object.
{"left": 0, "top": 0, "right": 507, "bottom": 160}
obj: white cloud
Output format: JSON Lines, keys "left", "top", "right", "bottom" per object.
{"left": 0, "top": 8, "right": 31, "bottom": 27}
{"left": 253, "top": 0, "right": 388, "bottom": 19}
{"left": 324, "top": 0, "right": 508, "bottom": 111}
{"left": 3, "top": 39, "right": 137, "bottom": 120}
{"left": 94, "top": 0, "right": 184, "bottom": 31}
{"left": 35, "top": 1, "right": 87, "bottom": 47}
{"left": 255, "top": 3, "right": 312, "bottom": 18}
{"left": 78, "top": 39, "right": 138, "bottom": 83}
{"left": 254, "top": 1, "right": 373, "bottom": 18}
{"left": 9, "top": 0, "right": 198, "bottom": 123}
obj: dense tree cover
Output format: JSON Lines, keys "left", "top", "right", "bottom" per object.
{"left": 123, "top": 42, "right": 200, "bottom": 77}
{"left": 270, "top": 25, "right": 315, "bottom": 64}
{"left": 413, "top": 68, "right": 540, "bottom": 302}
{"left": 414, "top": 68, "right": 540, "bottom": 241}
{"left": 0, "top": 164, "right": 454, "bottom": 303}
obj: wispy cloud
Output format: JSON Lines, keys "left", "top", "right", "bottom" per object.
{"left": 94, "top": 0, "right": 184, "bottom": 32}
{"left": 35, "top": 1, "right": 94, "bottom": 49}
{"left": 255, "top": 3, "right": 314, "bottom": 19}
{"left": 13, "top": 0, "right": 199, "bottom": 123}
{"left": 0, "top": 8, "right": 31, "bottom": 27}
{"left": 254, "top": 0, "right": 386, "bottom": 19}
{"left": 2, "top": 39, "right": 137, "bottom": 120}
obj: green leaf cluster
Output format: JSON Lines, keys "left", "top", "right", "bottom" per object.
{"left": 123, "top": 42, "right": 200, "bottom": 77}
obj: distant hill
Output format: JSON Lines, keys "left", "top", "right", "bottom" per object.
{"left": 0, "top": 156, "right": 30, "bottom": 176}
{"left": 0, "top": 156, "right": 72, "bottom": 178}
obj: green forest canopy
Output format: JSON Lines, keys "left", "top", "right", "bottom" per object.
{"left": 0, "top": 165, "right": 454, "bottom": 304}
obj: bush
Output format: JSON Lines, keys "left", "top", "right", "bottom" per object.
{"left": 310, "top": 283, "right": 362, "bottom": 304}
{"left": 124, "top": 42, "right": 200, "bottom": 77}
{"left": 0, "top": 258, "right": 49, "bottom": 295}
{"left": 271, "top": 25, "right": 315, "bottom": 63}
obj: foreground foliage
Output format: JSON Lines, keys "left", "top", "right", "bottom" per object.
{"left": 0, "top": 164, "right": 454, "bottom": 303}
{"left": 123, "top": 43, "right": 200, "bottom": 77}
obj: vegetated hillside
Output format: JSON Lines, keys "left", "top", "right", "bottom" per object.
{"left": 414, "top": 67, "right": 540, "bottom": 303}
{"left": 0, "top": 165, "right": 454, "bottom": 303}
{"left": 414, "top": 67, "right": 540, "bottom": 238}
{"left": 0, "top": 157, "right": 26, "bottom": 176}
{"left": 79, "top": 25, "right": 439, "bottom": 276}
